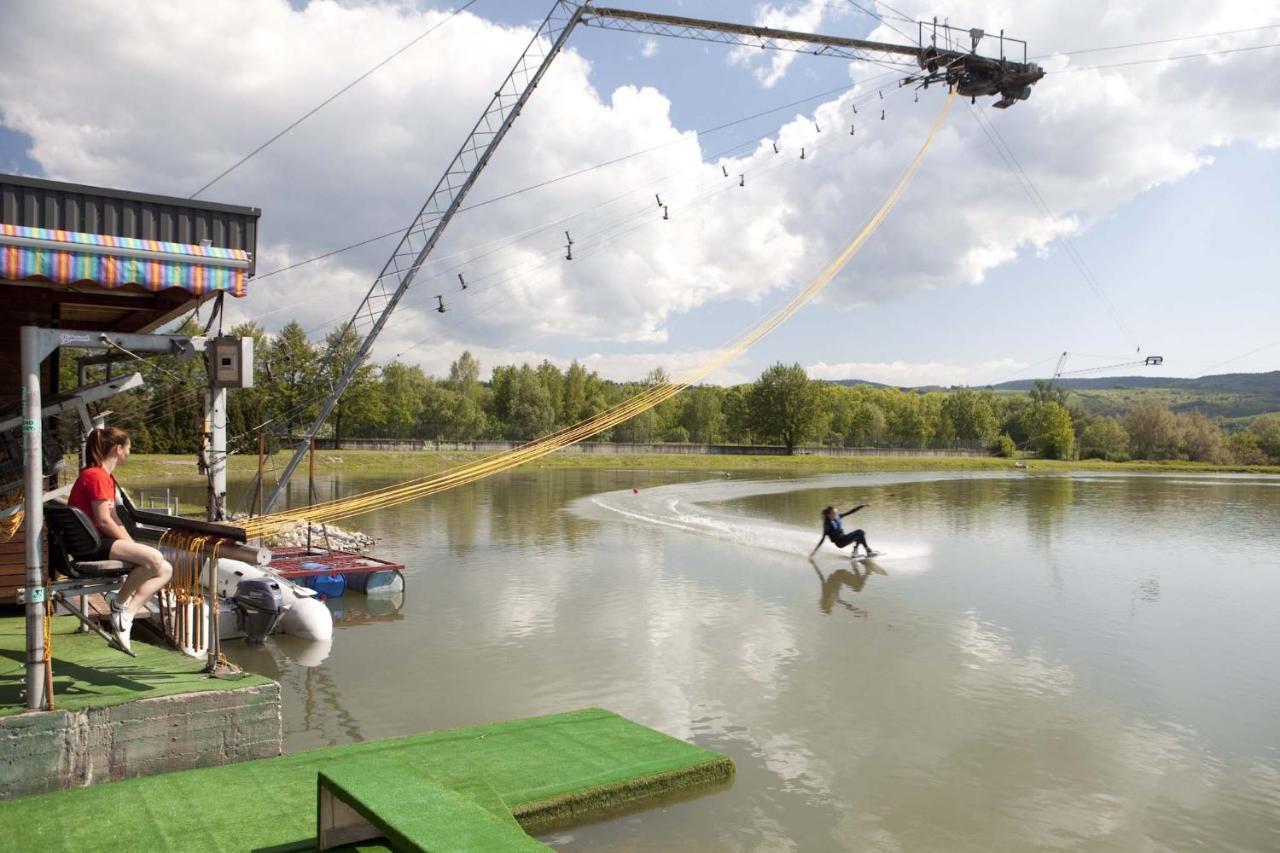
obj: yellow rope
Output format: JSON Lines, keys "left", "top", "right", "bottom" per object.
{"left": 243, "top": 91, "right": 956, "bottom": 538}
{"left": 43, "top": 582, "right": 54, "bottom": 711}
{"left": 0, "top": 509, "right": 21, "bottom": 543}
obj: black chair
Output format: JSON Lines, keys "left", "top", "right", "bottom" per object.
{"left": 32, "top": 501, "right": 137, "bottom": 653}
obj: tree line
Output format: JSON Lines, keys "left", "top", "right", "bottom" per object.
{"left": 82, "top": 320, "right": 1280, "bottom": 466}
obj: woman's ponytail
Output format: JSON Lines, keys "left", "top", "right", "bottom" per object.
{"left": 84, "top": 426, "right": 130, "bottom": 468}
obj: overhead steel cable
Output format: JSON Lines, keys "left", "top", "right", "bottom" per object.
{"left": 240, "top": 92, "right": 955, "bottom": 534}
{"left": 248, "top": 74, "right": 905, "bottom": 285}
{"left": 128, "top": 80, "right": 912, "bottom": 429}
{"left": 189, "top": 0, "right": 480, "bottom": 198}
{"left": 218, "top": 81, "right": 915, "bottom": 465}
{"left": 966, "top": 103, "right": 1139, "bottom": 351}
{"left": 1035, "top": 23, "right": 1280, "bottom": 59}
{"left": 1051, "top": 40, "right": 1280, "bottom": 73}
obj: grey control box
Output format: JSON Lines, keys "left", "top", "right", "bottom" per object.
{"left": 209, "top": 336, "right": 254, "bottom": 389}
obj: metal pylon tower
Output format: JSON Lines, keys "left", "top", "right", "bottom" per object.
{"left": 263, "top": 1, "right": 585, "bottom": 512}
{"left": 263, "top": 2, "right": 1044, "bottom": 512}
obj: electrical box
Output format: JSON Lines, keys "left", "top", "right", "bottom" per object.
{"left": 210, "top": 336, "right": 254, "bottom": 389}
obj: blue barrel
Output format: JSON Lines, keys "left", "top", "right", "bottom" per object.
{"left": 300, "top": 569, "right": 347, "bottom": 600}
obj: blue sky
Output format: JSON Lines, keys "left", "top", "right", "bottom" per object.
{"left": 3, "top": 0, "right": 1278, "bottom": 385}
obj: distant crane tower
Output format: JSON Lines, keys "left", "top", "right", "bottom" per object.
{"left": 1046, "top": 351, "right": 1165, "bottom": 394}
{"left": 260, "top": 2, "right": 1047, "bottom": 512}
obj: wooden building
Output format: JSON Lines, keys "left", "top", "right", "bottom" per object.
{"left": 0, "top": 173, "right": 260, "bottom": 601}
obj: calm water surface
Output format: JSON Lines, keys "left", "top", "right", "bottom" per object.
{"left": 212, "top": 468, "right": 1280, "bottom": 851}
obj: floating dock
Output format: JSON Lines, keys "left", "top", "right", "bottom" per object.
{"left": 4, "top": 706, "right": 733, "bottom": 850}
{"left": 270, "top": 546, "right": 405, "bottom": 599}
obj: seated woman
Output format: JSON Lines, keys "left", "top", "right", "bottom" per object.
{"left": 67, "top": 427, "right": 172, "bottom": 654}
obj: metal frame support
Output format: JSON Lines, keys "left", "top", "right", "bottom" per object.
{"left": 261, "top": 0, "right": 588, "bottom": 513}
{"left": 18, "top": 326, "right": 206, "bottom": 710}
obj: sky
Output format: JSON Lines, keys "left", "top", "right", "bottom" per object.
{"left": 2, "top": 0, "right": 1279, "bottom": 387}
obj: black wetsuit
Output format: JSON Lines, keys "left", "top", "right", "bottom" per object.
{"left": 821, "top": 506, "right": 868, "bottom": 551}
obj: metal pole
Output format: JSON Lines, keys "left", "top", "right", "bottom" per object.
{"left": 254, "top": 432, "right": 265, "bottom": 517}
{"left": 20, "top": 326, "right": 47, "bottom": 711}
{"left": 307, "top": 438, "right": 316, "bottom": 552}
{"left": 209, "top": 386, "right": 227, "bottom": 521}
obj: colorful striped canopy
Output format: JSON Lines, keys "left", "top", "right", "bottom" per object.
{"left": 0, "top": 223, "right": 251, "bottom": 297}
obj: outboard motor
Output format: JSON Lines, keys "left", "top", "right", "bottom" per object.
{"left": 233, "top": 578, "right": 285, "bottom": 644}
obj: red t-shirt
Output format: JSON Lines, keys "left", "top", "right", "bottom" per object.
{"left": 68, "top": 466, "right": 119, "bottom": 536}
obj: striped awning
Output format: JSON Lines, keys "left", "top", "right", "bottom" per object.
{"left": 0, "top": 223, "right": 251, "bottom": 297}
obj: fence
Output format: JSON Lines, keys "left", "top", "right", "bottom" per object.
{"left": 309, "top": 438, "right": 993, "bottom": 458}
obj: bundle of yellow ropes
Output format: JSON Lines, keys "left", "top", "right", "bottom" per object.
{"left": 242, "top": 92, "right": 955, "bottom": 540}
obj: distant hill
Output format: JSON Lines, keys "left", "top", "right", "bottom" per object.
{"left": 827, "top": 371, "right": 1280, "bottom": 420}
{"left": 991, "top": 371, "right": 1280, "bottom": 395}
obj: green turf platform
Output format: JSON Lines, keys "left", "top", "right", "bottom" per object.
{"left": 317, "top": 758, "right": 545, "bottom": 850}
{"left": 0, "top": 616, "right": 272, "bottom": 716}
{"left": 2, "top": 707, "right": 734, "bottom": 851}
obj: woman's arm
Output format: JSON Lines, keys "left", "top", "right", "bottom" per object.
{"left": 839, "top": 503, "right": 869, "bottom": 518}
{"left": 809, "top": 533, "right": 827, "bottom": 557}
{"left": 91, "top": 499, "right": 133, "bottom": 542}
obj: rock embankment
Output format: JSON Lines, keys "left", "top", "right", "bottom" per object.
{"left": 231, "top": 516, "right": 373, "bottom": 553}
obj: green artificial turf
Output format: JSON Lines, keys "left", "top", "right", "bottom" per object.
{"left": 3, "top": 707, "right": 734, "bottom": 851}
{"left": 320, "top": 758, "right": 543, "bottom": 851}
{"left": 0, "top": 616, "right": 271, "bottom": 716}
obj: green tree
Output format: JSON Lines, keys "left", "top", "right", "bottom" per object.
{"left": 377, "top": 362, "right": 431, "bottom": 438}
{"left": 1029, "top": 379, "right": 1068, "bottom": 408}
{"left": 506, "top": 365, "right": 555, "bottom": 440}
{"left": 488, "top": 364, "right": 518, "bottom": 427}
{"left": 1023, "top": 401, "right": 1075, "bottom": 459}
{"left": 846, "top": 399, "right": 887, "bottom": 446}
{"left": 1124, "top": 402, "right": 1180, "bottom": 460}
{"left": 268, "top": 321, "right": 320, "bottom": 437}
{"left": 679, "top": 386, "right": 724, "bottom": 443}
{"left": 324, "top": 325, "right": 381, "bottom": 444}
{"left": 884, "top": 390, "right": 929, "bottom": 448}
{"left": 563, "top": 361, "right": 589, "bottom": 422}
{"left": 1079, "top": 417, "right": 1129, "bottom": 461}
{"left": 1227, "top": 430, "right": 1266, "bottom": 465}
{"left": 941, "top": 388, "right": 998, "bottom": 443}
{"left": 1175, "top": 411, "right": 1226, "bottom": 463}
{"left": 419, "top": 383, "right": 488, "bottom": 441}
{"left": 1252, "top": 415, "right": 1280, "bottom": 462}
{"left": 748, "top": 363, "right": 822, "bottom": 453}
{"left": 446, "top": 351, "right": 482, "bottom": 400}
{"left": 535, "top": 360, "right": 565, "bottom": 424}
{"left": 991, "top": 433, "right": 1016, "bottom": 457}
{"left": 721, "top": 385, "right": 753, "bottom": 443}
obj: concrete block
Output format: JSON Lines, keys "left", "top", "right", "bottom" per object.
{"left": 0, "top": 683, "right": 282, "bottom": 798}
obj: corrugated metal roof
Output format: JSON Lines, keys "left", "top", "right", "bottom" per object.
{"left": 0, "top": 173, "right": 260, "bottom": 275}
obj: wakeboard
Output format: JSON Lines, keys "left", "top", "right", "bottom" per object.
{"left": 850, "top": 551, "right": 883, "bottom": 561}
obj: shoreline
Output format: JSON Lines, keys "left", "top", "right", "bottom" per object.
{"left": 115, "top": 450, "right": 1280, "bottom": 489}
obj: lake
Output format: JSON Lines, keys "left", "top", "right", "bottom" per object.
{"left": 207, "top": 467, "right": 1280, "bottom": 851}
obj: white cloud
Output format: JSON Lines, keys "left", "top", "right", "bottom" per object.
{"left": 640, "top": 37, "right": 660, "bottom": 59}
{"left": 1, "top": 0, "right": 1279, "bottom": 383}
{"left": 807, "top": 357, "right": 1029, "bottom": 386}
{"left": 728, "top": 1, "right": 836, "bottom": 88}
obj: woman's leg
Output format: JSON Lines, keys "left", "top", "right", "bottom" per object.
{"left": 108, "top": 539, "right": 174, "bottom": 615}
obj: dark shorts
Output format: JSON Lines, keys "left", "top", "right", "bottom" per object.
{"left": 89, "top": 538, "right": 117, "bottom": 562}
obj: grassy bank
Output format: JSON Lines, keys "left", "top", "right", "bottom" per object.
{"left": 113, "top": 450, "right": 1280, "bottom": 489}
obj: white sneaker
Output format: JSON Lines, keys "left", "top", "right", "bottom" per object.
{"left": 109, "top": 595, "right": 135, "bottom": 655}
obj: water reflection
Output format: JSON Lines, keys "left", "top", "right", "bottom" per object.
{"left": 809, "top": 558, "right": 887, "bottom": 617}
{"left": 162, "top": 468, "right": 1280, "bottom": 851}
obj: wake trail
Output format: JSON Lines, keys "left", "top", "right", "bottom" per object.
{"left": 578, "top": 477, "right": 932, "bottom": 566}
